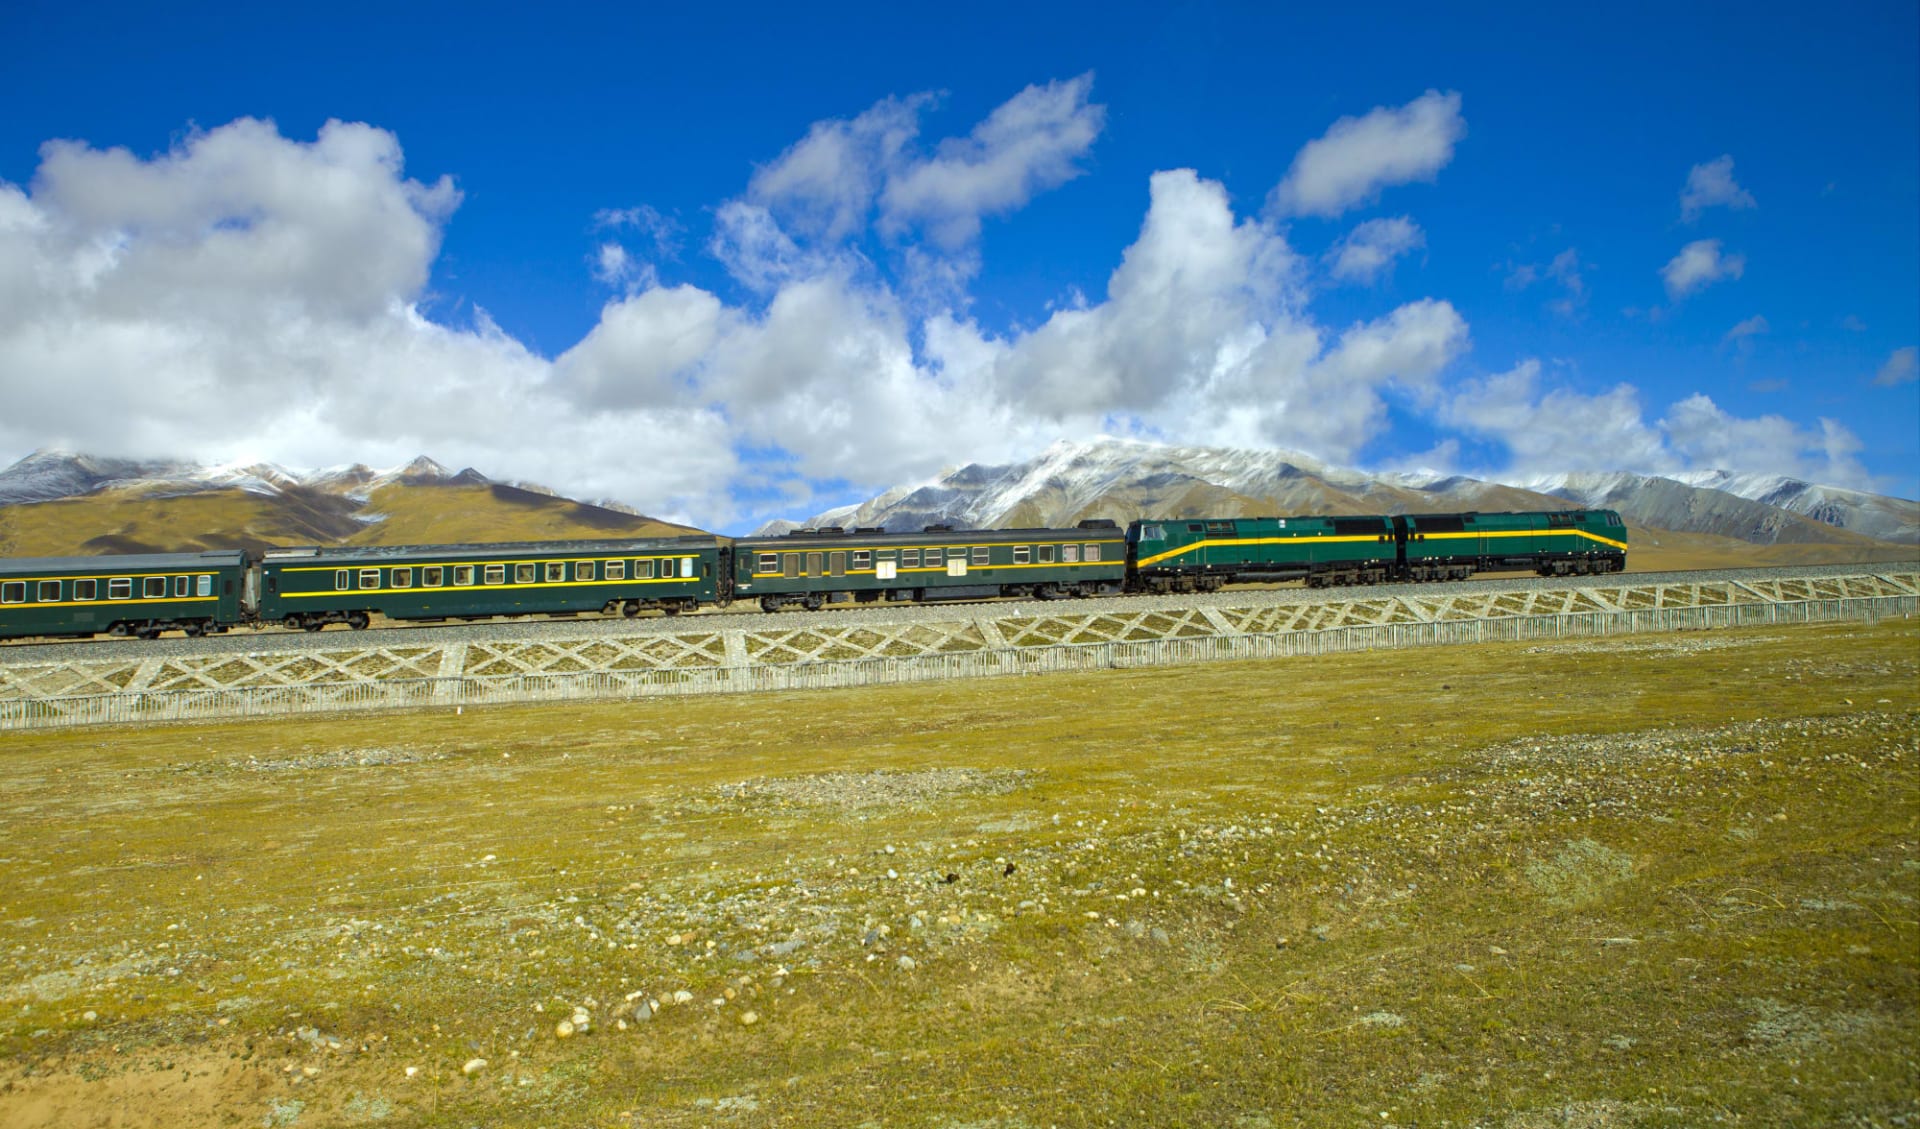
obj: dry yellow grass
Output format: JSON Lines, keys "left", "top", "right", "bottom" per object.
{"left": 1, "top": 619, "right": 1914, "bottom": 1126}
{"left": 1622, "top": 523, "right": 1917, "bottom": 573}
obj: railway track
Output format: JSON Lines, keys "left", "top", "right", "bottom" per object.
{"left": 2, "top": 561, "right": 1915, "bottom": 731}
{"left": 4, "top": 560, "right": 1913, "bottom": 664}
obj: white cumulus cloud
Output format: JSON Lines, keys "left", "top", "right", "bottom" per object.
{"left": 1440, "top": 359, "right": 1871, "bottom": 488}
{"left": 1271, "top": 90, "right": 1465, "bottom": 218}
{"left": 1680, "top": 155, "right": 1757, "bottom": 222}
{"left": 1326, "top": 216, "right": 1425, "bottom": 283}
{"left": 0, "top": 92, "right": 1877, "bottom": 529}
{"left": 880, "top": 74, "right": 1105, "bottom": 247}
{"left": 1661, "top": 238, "right": 1745, "bottom": 299}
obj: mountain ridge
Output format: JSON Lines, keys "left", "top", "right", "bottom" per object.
{"left": 773, "top": 438, "right": 1920, "bottom": 549}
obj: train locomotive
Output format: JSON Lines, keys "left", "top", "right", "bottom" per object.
{"left": 0, "top": 509, "right": 1625, "bottom": 642}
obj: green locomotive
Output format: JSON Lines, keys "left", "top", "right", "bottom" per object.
{"left": 1399, "top": 510, "right": 1627, "bottom": 579}
{"left": 1128, "top": 515, "right": 1397, "bottom": 592}
{"left": 1128, "top": 510, "right": 1627, "bottom": 590}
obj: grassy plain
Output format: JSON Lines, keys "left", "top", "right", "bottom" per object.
{"left": 0, "top": 620, "right": 1915, "bottom": 1127}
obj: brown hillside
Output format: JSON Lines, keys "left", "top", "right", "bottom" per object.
{"left": 0, "top": 482, "right": 702, "bottom": 558}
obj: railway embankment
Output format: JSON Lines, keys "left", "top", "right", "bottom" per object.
{"left": 2, "top": 565, "right": 1915, "bottom": 730}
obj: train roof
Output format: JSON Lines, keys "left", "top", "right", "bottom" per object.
{"left": 731, "top": 522, "right": 1122, "bottom": 549}
{"left": 258, "top": 536, "right": 722, "bottom": 564}
{"left": 0, "top": 549, "right": 251, "bottom": 576}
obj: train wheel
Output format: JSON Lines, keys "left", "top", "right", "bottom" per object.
{"left": 136, "top": 626, "right": 162, "bottom": 641}
{"left": 303, "top": 620, "right": 324, "bottom": 632}
{"left": 184, "top": 621, "right": 205, "bottom": 638}
{"left": 346, "top": 611, "right": 371, "bottom": 631}
{"left": 622, "top": 601, "right": 642, "bottom": 618}
{"left": 802, "top": 594, "right": 824, "bottom": 612}
{"left": 662, "top": 603, "right": 681, "bottom": 616}
{"left": 760, "top": 597, "right": 782, "bottom": 614}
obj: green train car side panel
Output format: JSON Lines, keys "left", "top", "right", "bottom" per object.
{"left": 257, "top": 539, "right": 722, "bottom": 622}
{"left": 1128, "top": 516, "right": 1395, "bottom": 575}
{"left": 1402, "top": 511, "right": 1627, "bottom": 563}
{"left": 0, "top": 551, "right": 249, "bottom": 639}
{"left": 732, "top": 528, "right": 1126, "bottom": 599}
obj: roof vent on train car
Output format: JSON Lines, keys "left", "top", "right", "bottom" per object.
{"left": 1076, "top": 519, "right": 1119, "bottom": 529}
{"left": 855, "top": 526, "right": 886, "bottom": 533}
{"left": 923, "top": 524, "right": 954, "bottom": 532}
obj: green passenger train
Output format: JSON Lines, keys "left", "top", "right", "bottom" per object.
{"left": 730, "top": 522, "right": 1128, "bottom": 612}
{"left": 0, "top": 509, "right": 1625, "bottom": 640}
{"left": 254, "top": 538, "right": 725, "bottom": 631}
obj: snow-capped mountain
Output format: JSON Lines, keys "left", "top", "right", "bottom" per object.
{"left": 771, "top": 438, "right": 1920, "bottom": 547}
{"left": 0, "top": 449, "right": 488, "bottom": 507}
{"left": 0, "top": 449, "right": 694, "bottom": 557}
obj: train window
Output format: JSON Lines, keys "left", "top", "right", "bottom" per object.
{"left": 902, "top": 549, "right": 920, "bottom": 568}
{"left": 970, "top": 546, "right": 989, "bottom": 565}
{"left": 757, "top": 553, "right": 777, "bottom": 573}
{"left": 806, "top": 552, "right": 823, "bottom": 577}
{"left": 335, "top": 570, "right": 350, "bottom": 591}
{"left": 1548, "top": 513, "right": 1573, "bottom": 528}
{"left": 1140, "top": 525, "right": 1165, "bottom": 541}
{"left": 1085, "top": 544, "right": 1101, "bottom": 562}
{"left": 392, "top": 568, "right": 412, "bottom": 588}
{"left": 783, "top": 554, "right": 799, "bottom": 578}
{"left": 196, "top": 575, "right": 213, "bottom": 597}
{"left": 924, "top": 548, "right": 942, "bottom": 566}
{"left": 455, "top": 566, "right": 475, "bottom": 585}
{"left": 1038, "top": 545, "right": 1055, "bottom": 563}
{"left": 851, "top": 550, "right": 871, "bottom": 569}
{"left": 575, "top": 561, "right": 594, "bottom": 581}
{"left": 173, "top": 576, "right": 190, "bottom": 597}
{"left": 1013, "top": 545, "right": 1030, "bottom": 564}
{"left": 483, "top": 565, "right": 504, "bottom": 585}
{"left": 359, "top": 569, "right": 381, "bottom": 589}
{"left": 109, "top": 578, "right": 133, "bottom": 600}
{"left": 1062, "top": 544, "right": 1080, "bottom": 563}
{"left": 39, "top": 580, "right": 61, "bottom": 601}
{"left": 681, "top": 558, "right": 695, "bottom": 578}
{"left": 514, "top": 564, "right": 536, "bottom": 584}
{"left": 144, "top": 577, "right": 166, "bottom": 598}
{"left": 605, "top": 560, "right": 625, "bottom": 580}
{"left": 829, "top": 552, "right": 846, "bottom": 577}
{"left": 545, "top": 562, "right": 565, "bottom": 583}
{"left": 424, "top": 567, "right": 443, "bottom": 586}
{"left": 1187, "top": 523, "right": 1204, "bottom": 533}
{"left": 637, "top": 559, "right": 655, "bottom": 579}
{"left": 1205, "top": 521, "right": 1237, "bottom": 536}
{"left": 75, "top": 579, "right": 97, "bottom": 601}
{"left": 0, "top": 583, "right": 21, "bottom": 604}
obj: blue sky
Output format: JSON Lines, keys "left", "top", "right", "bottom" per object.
{"left": 1, "top": 1, "right": 1915, "bottom": 530}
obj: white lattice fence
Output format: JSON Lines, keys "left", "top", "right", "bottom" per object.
{"left": 2, "top": 570, "right": 1915, "bottom": 729}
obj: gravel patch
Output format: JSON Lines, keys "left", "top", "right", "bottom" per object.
{"left": 707, "top": 768, "right": 1033, "bottom": 812}
{"left": 172, "top": 746, "right": 447, "bottom": 774}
